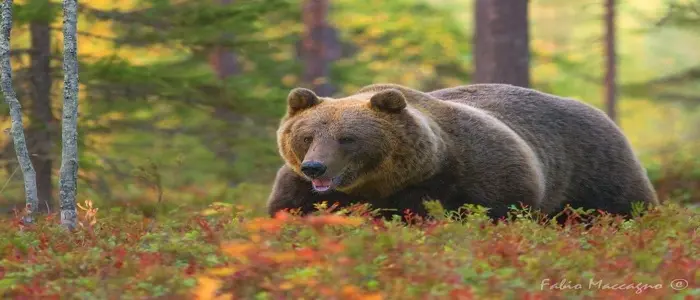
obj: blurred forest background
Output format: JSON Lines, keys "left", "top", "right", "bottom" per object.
{"left": 1, "top": 0, "right": 699, "bottom": 216}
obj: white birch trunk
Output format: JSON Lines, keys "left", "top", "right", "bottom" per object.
{"left": 59, "top": 0, "right": 79, "bottom": 229}
{"left": 1, "top": 0, "right": 39, "bottom": 224}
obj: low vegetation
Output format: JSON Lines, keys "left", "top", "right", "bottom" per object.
{"left": 0, "top": 199, "right": 697, "bottom": 299}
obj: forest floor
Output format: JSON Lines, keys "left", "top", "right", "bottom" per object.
{"left": 0, "top": 200, "right": 698, "bottom": 299}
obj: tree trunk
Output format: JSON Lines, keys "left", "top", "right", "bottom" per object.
{"left": 1, "top": 0, "right": 40, "bottom": 223}
{"left": 300, "top": 0, "right": 340, "bottom": 97}
{"left": 28, "top": 19, "right": 54, "bottom": 213}
{"left": 205, "top": 0, "right": 241, "bottom": 172}
{"left": 59, "top": 0, "right": 79, "bottom": 230}
{"left": 473, "top": 0, "right": 530, "bottom": 88}
{"left": 604, "top": 0, "right": 617, "bottom": 123}
{"left": 208, "top": 0, "right": 240, "bottom": 81}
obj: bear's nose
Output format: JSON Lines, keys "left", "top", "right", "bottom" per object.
{"left": 300, "top": 161, "right": 327, "bottom": 178}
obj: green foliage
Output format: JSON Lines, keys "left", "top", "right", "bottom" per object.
{"left": 2, "top": 0, "right": 696, "bottom": 212}
{"left": 619, "top": 0, "right": 700, "bottom": 106}
{"left": 10, "top": 0, "right": 60, "bottom": 25}
{"left": 331, "top": 0, "right": 471, "bottom": 92}
{"left": 66, "top": 0, "right": 303, "bottom": 203}
{"left": 659, "top": 0, "right": 700, "bottom": 28}
{"left": 32, "top": 0, "right": 476, "bottom": 209}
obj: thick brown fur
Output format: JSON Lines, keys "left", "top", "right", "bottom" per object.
{"left": 266, "top": 83, "right": 659, "bottom": 221}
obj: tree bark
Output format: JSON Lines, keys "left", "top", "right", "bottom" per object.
{"left": 1, "top": 0, "right": 40, "bottom": 223}
{"left": 300, "top": 0, "right": 340, "bottom": 97}
{"left": 59, "top": 0, "right": 79, "bottom": 229}
{"left": 28, "top": 13, "right": 55, "bottom": 213}
{"left": 604, "top": 0, "right": 617, "bottom": 123}
{"left": 473, "top": 0, "right": 530, "bottom": 88}
{"left": 208, "top": 0, "right": 240, "bottom": 81}
{"left": 205, "top": 0, "right": 241, "bottom": 172}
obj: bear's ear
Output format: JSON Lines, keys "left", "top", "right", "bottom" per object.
{"left": 369, "top": 89, "right": 407, "bottom": 113}
{"left": 287, "top": 88, "right": 321, "bottom": 115}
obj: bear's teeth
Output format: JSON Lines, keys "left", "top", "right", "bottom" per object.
{"left": 312, "top": 178, "right": 332, "bottom": 191}
{"left": 314, "top": 186, "right": 330, "bottom": 192}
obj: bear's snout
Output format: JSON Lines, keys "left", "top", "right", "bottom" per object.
{"left": 300, "top": 161, "right": 327, "bottom": 178}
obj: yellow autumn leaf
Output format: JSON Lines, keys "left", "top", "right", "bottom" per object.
{"left": 154, "top": 118, "right": 181, "bottom": 130}
{"left": 357, "top": 51, "right": 373, "bottom": 62}
{"left": 267, "top": 251, "right": 298, "bottom": 263}
{"left": 207, "top": 267, "right": 238, "bottom": 277}
{"left": 418, "top": 64, "right": 434, "bottom": 76}
{"left": 307, "top": 215, "right": 364, "bottom": 227}
{"left": 366, "top": 27, "right": 384, "bottom": 38}
{"left": 199, "top": 209, "right": 221, "bottom": 216}
{"left": 200, "top": 202, "right": 233, "bottom": 216}
{"left": 279, "top": 281, "right": 294, "bottom": 290}
{"left": 341, "top": 285, "right": 361, "bottom": 296}
{"left": 282, "top": 74, "right": 298, "bottom": 86}
{"left": 404, "top": 46, "right": 422, "bottom": 56}
{"left": 340, "top": 284, "right": 384, "bottom": 300}
{"left": 272, "top": 52, "right": 293, "bottom": 62}
{"left": 194, "top": 276, "right": 222, "bottom": 300}
{"left": 368, "top": 61, "right": 386, "bottom": 72}
{"left": 400, "top": 15, "right": 416, "bottom": 25}
{"left": 400, "top": 72, "right": 415, "bottom": 83}
{"left": 389, "top": 37, "right": 407, "bottom": 48}
{"left": 359, "top": 293, "right": 384, "bottom": 300}
{"left": 220, "top": 242, "right": 255, "bottom": 257}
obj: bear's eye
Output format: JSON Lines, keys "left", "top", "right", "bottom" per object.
{"left": 338, "top": 136, "right": 356, "bottom": 145}
{"left": 303, "top": 136, "right": 313, "bottom": 144}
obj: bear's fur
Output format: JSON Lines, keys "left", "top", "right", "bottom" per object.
{"left": 266, "top": 83, "right": 658, "bottom": 221}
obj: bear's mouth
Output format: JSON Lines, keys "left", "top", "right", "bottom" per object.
{"left": 311, "top": 176, "right": 341, "bottom": 193}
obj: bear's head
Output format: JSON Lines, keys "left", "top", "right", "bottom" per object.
{"left": 277, "top": 86, "right": 444, "bottom": 197}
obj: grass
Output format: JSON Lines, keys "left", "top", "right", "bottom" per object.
{"left": 0, "top": 199, "right": 697, "bottom": 299}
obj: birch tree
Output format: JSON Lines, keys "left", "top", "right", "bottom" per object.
{"left": 59, "top": 0, "right": 78, "bottom": 229}
{"left": 1, "top": 0, "right": 39, "bottom": 224}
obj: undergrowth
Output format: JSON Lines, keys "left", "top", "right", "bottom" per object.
{"left": 0, "top": 200, "right": 698, "bottom": 299}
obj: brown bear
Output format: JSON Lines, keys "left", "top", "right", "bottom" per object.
{"left": 266, "top": 83, "right": 659, "bottom": 221}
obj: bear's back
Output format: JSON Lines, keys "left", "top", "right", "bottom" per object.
{"left": 428, "top": 84, "right": 657, "bottom": 215}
